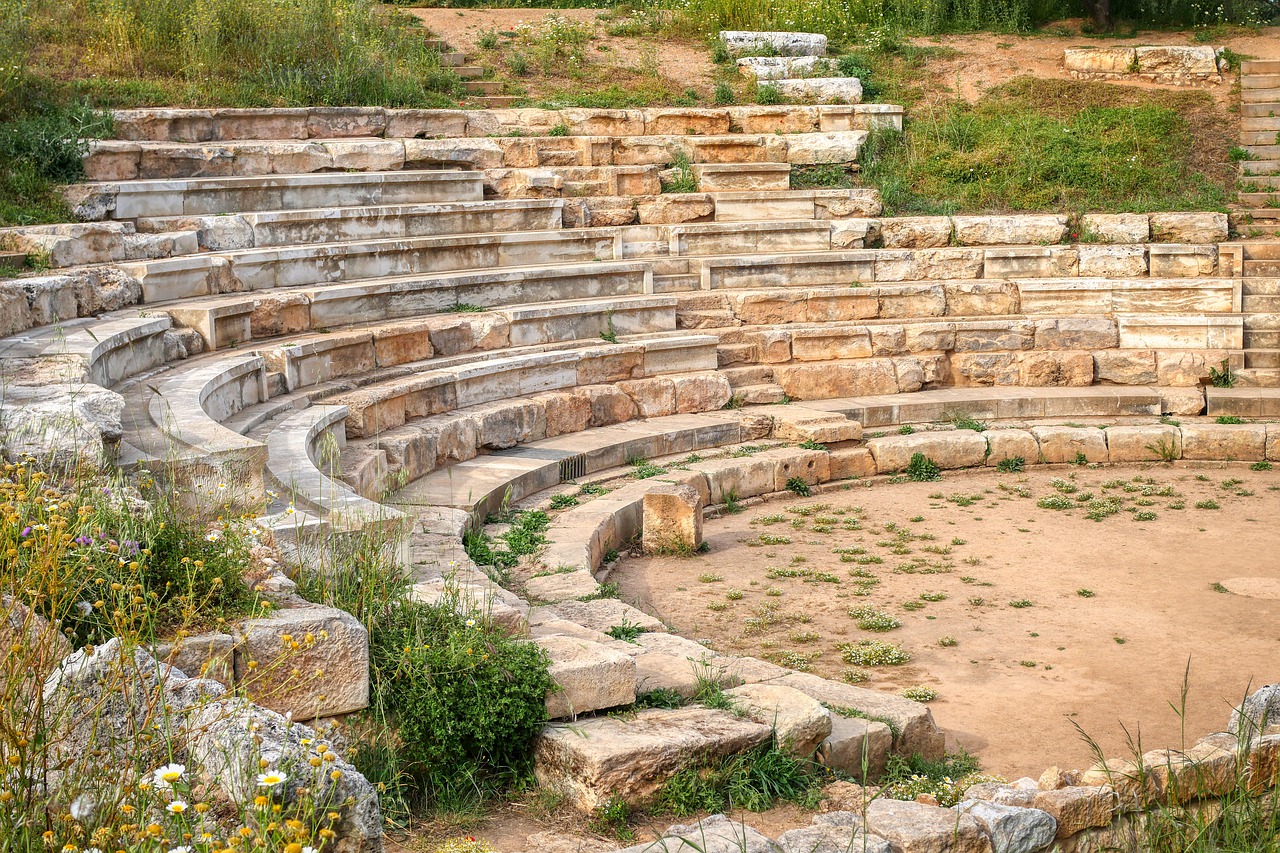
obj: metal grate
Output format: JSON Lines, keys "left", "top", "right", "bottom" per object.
{"left": 559, "top": 453, "right": 587, "bottom": 483}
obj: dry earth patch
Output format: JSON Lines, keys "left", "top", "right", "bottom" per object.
{"left": 613, "top": 461, "right": 1280, "bottom": 777}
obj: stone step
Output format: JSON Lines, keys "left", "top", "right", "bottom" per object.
{"left": 1242, "top": 295, "right": 1280, "bottom": 312}
{"left": 692, "top": 162, "right": 791, "bottom": 192}
{"left": 1206, "top": 386, "right": 1280, "bottom": 415}
{"left": 720, "top": 365, "right": 775, "bottom": 386}
{"left": 1244, "top": 348, "right": 1280, "bottom": 369}
{"left": 1235, "top": 367, "right": 1280, "bottom": 386}
{"left": 1244, "top": 330, "right": 1280, "bottom": 347}
{"left": 1242, "top": 160, "right": 1280, "bottom": 175}
{"left": 1243, "top": 175, "right": 1280, "bottom": 187}
{"left": 1238, "top": 192, "right": 1280, "bottom": 208}
{"left": 456, "top": 66, "right": 484, "bottom": 79}
{"left": 419, "top": 38, "right": 446, "bottom": 51}
{"left": 1243, "top": 60, "right": 1280, "bottom": 75}
{"left": 1242, "top": 102, "right": 1280, "bottom": 118}
{"left": 68, "top": 170, "right": 485, "bottom": 220}
{"left": 1243, "top": 88, "right": 1280, "bottom": 104}
{"left": 0, "top": 251, "right": 27, "bottom": 269}
{"left": 1241, "top": 131, "right": 1280, "bottom": 146}
{"left": 464, "top": 80, "right": 503, "bottom": 96}
{"left": 1243, "top": 73, "right": 1280, "bottom": 89}
{"left": 1245, "top": 259, "right": 1280, "bottom": 275}
{"left": 1244, "top": 145, "right": 1280, "bottom": 159}
{"left": 440, "top": 51, "right": 466, "bottom": 67}
{"left": 735, "top": 383, "right": 788, "bottom": 404}
{"left": 1243, "top": 117, "right": 1280, "bottom": 132}
{"left": 472, "top": 96, "right": 520, "bottom": 108}
{"left": 1244, "top": 243, "right": 1280, "bottom": 259}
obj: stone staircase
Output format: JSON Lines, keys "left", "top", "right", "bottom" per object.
{"left": 1238, "top": 58, "right": 1280, "bottom": 234}
{"left": 6, "top": 96, "right": 1280, "bottom": 841}
{"left": 420, "top": 27, "right": 514, "bottom": 108}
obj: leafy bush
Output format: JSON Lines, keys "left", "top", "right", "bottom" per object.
{"left": 785, "top": 476, "right": 812, "bottom": 496}
{"left": 369, "top": 597, "right": 553, "bottom": 803}
{"left": 848, "top": 606, "right": 901, "bottom": 632}
{"left": 839, "top": 639, "right": 910, "bottom": 666}
{"left": 905, "top": 453, "right": 941, "bottom": 482}
{"left": 655, "top": 744, "right": 817, "bottom": 815}
{"left": 879, "top": 752, "right": 1001, "bottom": 807}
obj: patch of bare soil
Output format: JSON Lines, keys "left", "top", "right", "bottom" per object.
{"left": 612, "top": 463, "right": 1280, "bottom": 779}
{"left": 408, "top": 7, "right": 717, "bottom": 102}
{"left": 906, "top": 23, "right": 1280, "bottom": 107}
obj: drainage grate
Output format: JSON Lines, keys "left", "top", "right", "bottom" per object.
{"left": 559, "top": 453, "right": 587, "bottom": 483}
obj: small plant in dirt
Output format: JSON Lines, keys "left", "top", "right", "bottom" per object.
{"left": 1209, "top": 359, "right": 1237, "bottom": 389}
{"left": 699, "top": 572, "right": 723, "bottom": 583}
{"left": 637, "top": 688, "right": 687, "bottom": 709}
{"left": 1077, "top": 588, "right": 1095, "bottom": 598}
{"left": 1037, "top": 494, "right": 1074, "bottom": 510}
{"left": 849, "top": 606, "right": 901, "bottom": 632}
{"left": 655, "top": 743, "right": 818, "bottom": 815}
{"left": 1008, "top": 598, "right": 1033, "bottom": 608}
{"left": 902, "top": 686, "right": 938, "bottom": 702}
{"left": 840, "top": 639, "right": 911, "bottom": 666}
{"left": 1217, "top": 416, "right": 1245, "bottom": 425}
{"left": 920, "top": 591, "right": 948, "bottom": 602}
{"left": 905, "top": 453, "right": 942, "bottom": 482}
{"left": 1196, "top": 499, "right": 1221, "bottom": 510}
{"left": 1252, "top": 461, "right": 1273, "bottom": 471}
{"left": 938, "top": 636, "right": 958, "bottom": 647}
{"left": 785, "top": 476, "right": 812, "bottom": 496}
{"left": 879, "top": 752, "right": 1000, "bottom": 807}
{"left": 944, "top": 412, "right": 987, "bottom": 432}
{"left": 726, "top": 588, "right": 745, "bottom": 600}
{"left": 995, "top": 456, "right": 1025, "bottom": 473}
{"left": 589, "top": 796, "right": 635, "bottom": 841}
{"left": 550, "top": 493, "right": 579, "bottom": 509}
{"left": 607, "top": 620, "right": 645, "bottom": 643}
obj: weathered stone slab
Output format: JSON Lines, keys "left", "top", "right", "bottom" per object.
{"left": 536, "top": 634, "right": 637, "bottom": 719}
{"left": 862, "top": 800, "right": 991, "bottom": 853}
{"left": 1031, "top": 425, "right": 1108, "bottom": 464}
{"left": 534, "top": 708, "right": 773, "bottom": 810}
{"left": 866, "top": 431, "right": 990, "bottom": 473}
{"left": 721, "top": 30, "right": 828, "bottom": 57}
{"left": 725, "top": 683, "right": 832, "bottom": 757}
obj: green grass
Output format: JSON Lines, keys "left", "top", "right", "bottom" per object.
{"left": 860, "top": 77, "right": 1233, "bottom": 216}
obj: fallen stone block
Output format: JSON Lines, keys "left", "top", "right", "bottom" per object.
{"left": 721, "top": 30, "right": 828, "bottom": 57}
{"left": 643, "top": 482, "right": 704, "bottom": 555}
{"left": 536, "top": 634, "right": 637, "bottom": 719}
{"left": 725, "top": 683, "right": 832, "bottom": 757}
{"left": 862, "top": 799, "right": 990, "bottom": 853}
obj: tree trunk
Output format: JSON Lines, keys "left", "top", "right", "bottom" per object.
{"left": 1081, "top": 0, "right": 1113, "bottom": 31}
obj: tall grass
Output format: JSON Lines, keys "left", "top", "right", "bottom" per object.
{"left": 642, "top": 0, "right": 1274, "bottom": 39}
{"left": 860, "top": 77, "right": 1233, "bottom": 215}
{"left": 0, "top": 0, "right": 462, "bottom": 109}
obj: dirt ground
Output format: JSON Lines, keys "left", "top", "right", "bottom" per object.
{"left": 612, "top": 462, "right": 1280, "bottom": 779}
{"left": 409, "top": 9, "right": 1280, "bottom": 107}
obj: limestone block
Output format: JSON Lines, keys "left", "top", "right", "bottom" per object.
{"left": 984, "top": 429, "right": 1038, "bottom": 467}
{"left": 1082, "top": 213, "right": 1149, "bottom": 243}
{"left": 732, "top": 105, "right": 821, "bottom": 134}
{"left": 1148, "top": 245, "right": 1217, "bottom": 277}
{"left": 984, "top": 246, "right": 1078, "bottom": 279}
{"left": 780, "top": 816, "right": 892, "bottom": 853}
{"left": 880, "top": 217, "right": 952, "bottom": 249}
{"left": 1270, "top": 424, "right": 1280, "bottom": 462}
{"left": 866, "top": 431, "right": 990, "bottom": 473}
{"left": 576, "top": 385, "right": 639, "bottom": 426}
{"left": 643, "top": 483, "right": 703, "bottom": 555}
{"left": 1064, "top": 47, "right": 1137, "bottom": 74}
{"left": 642, "top": 108, "right": 731, "bottom": 136}
{"left": 876, "top": 249, "right": 984, "bottom": 282}
{"left": 721, "top": 30, "right": 828, "bottom": 57}
{"left": 736, "top": 56, "right": 828, "bottom": 80}
{"left": 1105, "top": 424, "right": 1181, "bottom": 462}
{"left": 1157, "top": 386, "right": 1205, "bottom": 416}
{"left": 531, "top": 390, "right": 593, "bottom": 437}
{"left": 862, "top": 800, "right": 991, "bottom": 853}
{"left": 1157, "top": 351, "right": 1222, "bottom": 386}
{"left": 618, "top": 378, "right": 677, "bottom": 418}
{"left": 627, "top": 814, "right": 786, "bottom": 853}
{"left": 404, "top": 138, "right": 502, "bottom": 169}
{"left": 536, "top": 634, "right": 637, "bottom": 719}
{"left": 945, "top": 281, "right": 1019, "bottom": 317}
{"left": 1149, "top": 212, "right": 1229, "bottom": 244}
{"left": 831, "top": 219, "right": 877, "bottom": 249}
{"left": 768, "top": 447, "right": 831, "bottom": 491}
{"left": 785, "top": 130, "right": 867, "bottom": 164}
{"left": 1031, "top": 426, "right": 1108, "bottom": 464}
{"left": 956, "top": 801, "right": 1057, "bottom": 853}
{"left": 950, "top": 352, "right": 1018, "bottom": 386}
{"left": 790, "top": 327, "right": 872, "bottom": 361}
{"left": 1017, "top": 351, "right": 1094, "bottom": 387}
{"left": 817, "top": 714, "right": 893, "bottom": 780}
{"left": 772, "top": 78, "right": 864, "bottom": 105}
{"left": 234, "top": 604, "right": 370, "bottom": 718}
{"left": 526, "top": 569, "right": 601, "bottom": 602}
{"left": 546, "top": 600, "right": 666, "bottom": 636}
{"left": 1031, "top": 786, "right": 1117, "bottom": 837}
{"left": 1093, "top": 350, "right": 1156, "bottom": 385}
{"left": 0, "top": 383, "right": 126, "bottom": 469}
{"left": 773, "top": 359, "right": 898, "bottom": 400}
{"left": 771, "top": 408, "right": 863, "bottom": 443}
{"left": 1140, "top": 744, "right": 1238, "bottom": 803}
{"left": 829, "top": 446, "right": 876, "bottom": 480}
{"left": 558, "top": 108, "right": 645, "bottom": 136}
{"left": 1078, "top": 244, "right": 1148, "bottom": 277}
{"left": 951, "top": 214, "right": 1068, "bottom": 246}
{"left": 1135, "top": 45, "right": 1219, "bottom": 75}
{"left": 725, "top": 683, "right": 832, "bottom": 757}
{"left": 637, "top": 194, "right": 715, "bottom": 224}
{"left": 1035, "top": 318, "right": 1118, "bottom": 351}
{"left": 672, "top": 372, "right": 732, "bottom": 413}
{"left": 153, "top": 631, "right": 236, "bottom": 688}
{"left": 1180, "top": 424, "right": 1266, "bottom": 461}
{"left": 534, "top": 708, "right": 773, "bottom": 810}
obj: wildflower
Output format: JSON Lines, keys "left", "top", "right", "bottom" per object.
{"left": 166, "top": 801, "right": 189, "bottom": 815}
{"left": 70, "top": 794, "right": 94, "bottom": 820}
{"left": 153, "top": 763, "right": 185, "bottom": 788}
{"left": 169, "top": 847, "right": 192, "bottom": 853}
{"left": 256, "top": 771, "right": 287, "bottom": 789}
{"left": 465, "top": 618, "right": 476, "bottom": 628}
{"left": 205, "top": 530, "right": 222, "bottom": 542}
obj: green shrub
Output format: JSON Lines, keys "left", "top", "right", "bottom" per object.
{"left": 995, "top": 456, "right": 1025, "bottom": 473}
{"left": 785, "top": 476, "right": 811, "bottom": 496}
{"left": 655, "top": 744, "right": 817, "bottom": 815}
{"left": 369, "top": 598, "right": 553, "bottom": 802}
{"left": 839, "top": 639, "right": 910, "bottom": 666}
{"left": 713, "top": 82, "right": 734, "bottom": 104}
{"left": 905, "top": 453, "right": 941, "bottom": 482}
{"left": 848, "top": 606, "right": 901, "bottom": 632}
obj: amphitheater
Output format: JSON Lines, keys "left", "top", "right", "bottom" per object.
{"left": 5, "top": 32, "right": 1280, "bottom": 853}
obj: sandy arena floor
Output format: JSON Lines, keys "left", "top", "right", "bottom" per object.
{"left": 612, "top": 462, "right": 1280, "bottom": 778}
